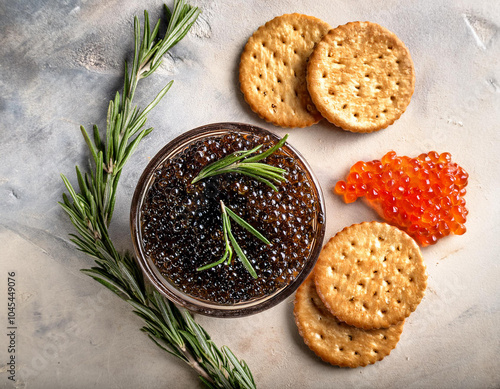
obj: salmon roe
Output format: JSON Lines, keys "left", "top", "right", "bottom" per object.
{"left": 334, "top": 151, "right": 469, "bottom": 246}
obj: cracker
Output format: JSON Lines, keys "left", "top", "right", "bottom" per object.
{"left": 314, "top": 222, "right": 426, "bottom": 329}
{"left": 294, "top": 274, "right": 404, "bottom": 367}
{"left": 239, "top": 14, "right": 331, "bottom": 128}
{"left": 307, "top": 21, "right": 415, "bottom": 133}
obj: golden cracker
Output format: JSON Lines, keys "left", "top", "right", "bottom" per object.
{"left": 294, "top": 274, "right": 404, "bottom": 368}
{"left": 314, "top": 222, "right": 427, "bottom": 329}
{"left": 239, "top": 14, "right": 331, "bottom": 128}
{"left": 307, "top": 21, "right": 415, "bottom": 133}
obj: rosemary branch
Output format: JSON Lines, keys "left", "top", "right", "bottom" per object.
{"left": 60, "top": 2, "right": 255, "bottom": 388}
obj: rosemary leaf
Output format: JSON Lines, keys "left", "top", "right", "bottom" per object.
{"left": 235, "top": 164, "right": 286, "bottom": 182}
{"left": 92, "top": 125, "right": 102, "bottom": 153}
{"left": 244, "top": 133, "right": 288, "bottom": 163}
{"left": 80, "top": 268, "right": 131, "bottom": 299}
{"left": 233, "top": 170, "right": 278, "bottom": 192}
{"left": 197, "top": 206, "right": 234, "bottom": 271}
{"left": 196, "top": 248, "right": 230, "bottom": 271}
{"left": 223, "top": 347, "right": 256, "bottom": 389}
{"left": 151, "top": 291, "right": 185, "bottom": 347}
{"left": 225, "top": 207, "right": 271, "bottom": 245}
{"left": 227, "top": 227, "right": 258, "bottom": 279}
{"left": 146, "top": 333, "right": 186, "bottom": 361}
{"left": 223, "top": 211, "right": 234, "bottom": 265}
{"left": 80, "top": 125, "right": 99, "bottom": 165}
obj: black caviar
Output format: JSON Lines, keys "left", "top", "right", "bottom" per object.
{"left": 140, "top": 132, "right": 321, "bottom": 304}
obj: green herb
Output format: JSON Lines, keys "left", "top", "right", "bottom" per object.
{"left": 193, "top": 135, "right": 288, "bottom": 278}
{"left": 191, "top": 134, "right": 289, "bottom": 191}
{"left": 59, "top": 2, "right": 256, "bottom": 388}
{"left": 197, "top": 201, "right": 271, "bottom": 278}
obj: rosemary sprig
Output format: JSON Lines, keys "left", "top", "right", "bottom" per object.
{"left": 191, "top": 134, "right": 289, "bottom": 191}
{"left": 197, "top": 201, "right": 271, "bottom": 278}
{"left": 59, "top": 3, "right": 256, "bottom": 388}
{"left": 194, "top": 135, "right": 288, "bottom": 277}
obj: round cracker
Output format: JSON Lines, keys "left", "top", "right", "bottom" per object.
{"left": 314, "top": 222, "right": 427, "bottom": 329}
{"left": 307, "top": 21, "right": 415, "bottom": 133}
{"left": 239, "top": 14, "right": 331, "bottom": 128}
{"left": 294, "top": 274, "right": 404, "bottom": 368}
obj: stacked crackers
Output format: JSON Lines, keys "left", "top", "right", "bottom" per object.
{"left": 294, "top": 222, "right": 427, "bottom": 367}
{"left": 239, "top": 15, "right": 415, "bottom": 133}
{"left": 240, "top": 14, "right": 425, "bottom": 368}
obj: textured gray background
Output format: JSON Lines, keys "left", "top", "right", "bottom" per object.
{"left": 1, "top": 0, "right": 499, "bottom": 388}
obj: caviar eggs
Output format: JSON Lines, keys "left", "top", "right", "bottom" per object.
{"left": 141, "top": 132, "right": 321, "bottom": 304}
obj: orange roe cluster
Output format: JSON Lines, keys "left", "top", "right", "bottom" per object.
{"left": 334, "top": 151, "right": 468, "bottom": 246}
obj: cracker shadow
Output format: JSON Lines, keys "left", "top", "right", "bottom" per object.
{"left": 284, "top": 296, "right": 343, "bottom": 370}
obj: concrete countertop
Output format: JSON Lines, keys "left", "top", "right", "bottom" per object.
{"left": 1, "top": 0, "right": 499, "bottom": 387}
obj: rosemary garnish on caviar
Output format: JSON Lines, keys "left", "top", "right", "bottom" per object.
{"left": 197, "top": 201, "right": 271, "bottom": 278}
{"left": 193, "top": 135, "right": 288, "bottom": 277}
{"left": 192, "top": 134, "right": 289, "bottom": 191}
{"left": 59, "top": 3, "right": 256, "bottom": 388}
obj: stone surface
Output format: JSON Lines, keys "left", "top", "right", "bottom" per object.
{"left": 1, "top": 0, "right": 499, "bottom": 388}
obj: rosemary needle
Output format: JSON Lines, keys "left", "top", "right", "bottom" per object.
{"left": 197, "top": 201, "right": 271, "bottom": 278}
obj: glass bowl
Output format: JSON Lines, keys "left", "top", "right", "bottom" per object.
{"left": 130, "top": 122, "right": 326, "bottom": 317}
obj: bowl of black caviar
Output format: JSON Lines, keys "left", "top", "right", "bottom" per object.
{"left": 130, "top": 122, "right": 326, "bottom": 317}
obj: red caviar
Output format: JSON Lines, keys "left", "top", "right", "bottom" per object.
{"left": 334, "top": 151, "right": 468, "bottom": 246}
